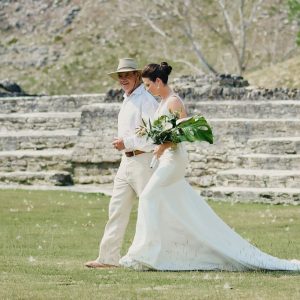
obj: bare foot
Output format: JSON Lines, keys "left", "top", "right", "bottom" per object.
{"left": 84, "top": 260, "right": 118, "bottom": 269}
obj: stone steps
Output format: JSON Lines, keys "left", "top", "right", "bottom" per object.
{"left": 210, "top": 118, "right": 300, "bottom": 141}
{"left": 0, "top": 94, "right": 104, "bottom": 113}
{"left": 216, "top": 169, "right": 300, "bottom": 189}
{"left": 0, "top": 130, "right": 78, "bottom": 151}
{"left": 0, "top": 96, "right": 299, "bottom": 200}
{"left": 237, "top": 154, "right": 300, "bottom": 170}
{"left": 0, "top": 149, "right": 73, "bottom": 172}
{"left": 201, "top": 186, "right": 300, "bottom": 204}
{"left": 0, "top": 112, "right": 81, "bottom": 131}
{"left": 187, "top": 100, "right": 300, "bottom": 118}
{"left": 248, "top": 137, "right": 300, "bottom": 154}
{"left": 2, "top": 97, "right": 299, "bottom": 117}
{"left": 0, "top": 171, "right": 73, "bottom": 186}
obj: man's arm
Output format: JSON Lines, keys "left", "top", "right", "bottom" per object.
{"left": 123, "top": 95, "right": 158, "bottom": 151}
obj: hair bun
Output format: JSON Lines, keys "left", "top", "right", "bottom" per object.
{"left": 160, "top": 62, "right": 172, "bottom": 76}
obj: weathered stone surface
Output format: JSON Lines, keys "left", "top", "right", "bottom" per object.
{"left": 172, "top": 75, "right": 300, "bottom": 101}
{"left": 69, "top": 100, "right": 300, "bottom": 201}
{"left": 0, "top": 94, "right": 104, "bottom": 113}
{"left": 0, "top": 79, "right": 29, "bottom": 97}
{"left": 0, "top": 88, "right": 299, "bottom": 203}
{"left": 248, "top": 137, "right": 300, "bottom": 154}
{"left": 238, "top": 154, "right": 300, "bottom": 170}
{"left": 217, "top": 169, "right": 300, "bottom": 189}
{"left": 201, "top": 187, "right": 300, "bottom": 204}
{"left": 72, "top": 103, "right": 121, "bottom": 164}
{"left": 0, "top": 130, "right": 77, "bottom": 151}
{"left": 187, "top": 101, "right": 300, "bottom": 119}
{"left": 0, "top": 112, "right": 81, "bottom": 130}
{"left": 0, "top": 171, "right": 73, "bottom": 186}
{"left": 0, "top": 149, "right": 73, "bottom": 172}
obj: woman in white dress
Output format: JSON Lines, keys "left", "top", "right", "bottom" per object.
{"left": 119, "top": 62, "right": 300, "bottom": 271}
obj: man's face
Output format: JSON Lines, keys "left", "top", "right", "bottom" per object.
{"left": 118, "top": 72, "right": 138, "bottom": 95}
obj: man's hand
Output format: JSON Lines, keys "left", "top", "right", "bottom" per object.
{"left": 112, "top": 137, "right": 125, "bottom": 151}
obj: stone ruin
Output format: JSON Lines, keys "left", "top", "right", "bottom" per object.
{"left": 0, "top": 80, "right": 30, "bottom": 97}
{"left": 0, "top": 74, "right": 299, "bottom": 204}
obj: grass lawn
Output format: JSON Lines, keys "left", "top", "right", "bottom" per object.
{"left": 0, "top": 189, "right": 299, "bottom": 300}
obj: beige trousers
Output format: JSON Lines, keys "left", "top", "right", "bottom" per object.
{"left": 96, "top": 152, "right": 154, "bottom": 265}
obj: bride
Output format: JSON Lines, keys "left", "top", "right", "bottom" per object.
{"left": 119, "top": 62, "right": 300, "bottom": 271}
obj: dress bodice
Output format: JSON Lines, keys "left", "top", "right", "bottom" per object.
{"left": 153, "top": 94, "right": 188, "bottom": 161}
{"left": 154, "top": 94, "right": 184, "bottom": 119}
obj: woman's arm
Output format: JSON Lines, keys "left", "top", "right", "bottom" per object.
{"left": 153, "top": 141, "right": 174, "bottom": 158}
{"left": 167, "top": 96, "right": 187, "bottom": 119}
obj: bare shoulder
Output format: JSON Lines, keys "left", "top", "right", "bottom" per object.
{"left": 167, "top": 95, "right": 186, "bottom": 117}
{"left": 167, "top": 95, "right": 184, "bottom": 109}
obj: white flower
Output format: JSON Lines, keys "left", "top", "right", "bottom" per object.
{"left": 223, "top": 282, "right": 233, "bottom": 289}
{"left": 28, "top": 256, "right": 36, "bottom": 263}
{"left": 162, "top": 122, "right": 173, "bottom": 131}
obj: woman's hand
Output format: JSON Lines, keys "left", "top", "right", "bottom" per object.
{"left": 153, "top": 142, "right": 174, "bottom": 159}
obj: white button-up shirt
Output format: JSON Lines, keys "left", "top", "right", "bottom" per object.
{"left": 118, "top": 84, "right": 158, "bottom": 152}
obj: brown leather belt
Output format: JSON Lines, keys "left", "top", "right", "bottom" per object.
{"left": 125, "top": 150, "right": 145, "bottom": 157}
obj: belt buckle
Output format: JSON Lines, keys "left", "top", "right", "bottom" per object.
{"left": 125, "top": 150, "right": 144, "bottom": 157}
{"left": 125, "top": 151, "right": 134, "bottom": 157}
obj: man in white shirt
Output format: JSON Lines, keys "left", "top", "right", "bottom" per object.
{"left": 85, "top": 58, "right": 158, "bottom": 268}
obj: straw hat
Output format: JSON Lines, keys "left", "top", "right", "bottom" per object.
{"left": 108, "top": 58, "right": 141, "bottom": 80}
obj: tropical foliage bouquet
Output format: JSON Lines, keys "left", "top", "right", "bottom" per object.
{"left": 137, "top": 112, "right": 213, "bottom": 167}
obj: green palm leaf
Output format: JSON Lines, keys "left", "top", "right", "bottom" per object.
{"left": 174, "top": 115, "right": 213, "bottom": 144}
{"left": 138, "top": 113, "right": 213, "bottom": 145}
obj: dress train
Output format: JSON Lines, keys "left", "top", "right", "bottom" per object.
{"left": 120, "top": 145, "right": 300, "bottom": 271}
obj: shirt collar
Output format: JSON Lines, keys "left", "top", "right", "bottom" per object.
{"left": 123, "top": 84, "right": 144, "bottom": 100}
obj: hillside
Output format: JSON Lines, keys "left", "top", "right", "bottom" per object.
{"left": 0, "top": 0, "right": 299, "bottom": 95}
{"left": 246, "top": 55, "right": 300, "bottom": 89}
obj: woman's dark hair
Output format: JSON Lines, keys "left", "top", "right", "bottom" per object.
{"left": 141, "top": 62, "right": 172, "bottom": 84}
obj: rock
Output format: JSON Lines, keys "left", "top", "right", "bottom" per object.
{"left": 0, "top": 80, "right": 23, "bottom": 93}
{"left": 64, "top": 6, "right": 81, "bottom": 27}
{"left": 0, "top": 80, "right": 32, "bottom": 97}
{"left": 104, "top": 88, "right": 123, "bottom": 102}
{"left": 171, "top": 74, "right": 299, "bottom": 101}
{"left": 49, "top": 172, "right": 74, "bottom": 186}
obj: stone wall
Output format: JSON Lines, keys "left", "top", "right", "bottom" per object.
{"left": 71, "top": 99, "right": 300, "bottom": 193}
{"left": 1, "top": 75, "right": 300, "bottom": 203}
{"left": 103, "top": 74, "right": 300, "bottom": 103}
{"left": 172, "top": 74, "right": 300, "bottom": 101}
{"left": 72, "top": 103, "right": 121, "bottom": 184}
{"left": 71, "top": 103, "right": 231, "bottom": 187}
{"left": 0, "top": 94, "right": 104, "bottom": 113}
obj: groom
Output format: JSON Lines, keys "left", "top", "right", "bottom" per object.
{"left": 85, "top": 58, "right": 158, "bottom": 268}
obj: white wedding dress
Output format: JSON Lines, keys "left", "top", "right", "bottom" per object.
{"left": 119, "top": 98, "right": 300, "bottom": 271}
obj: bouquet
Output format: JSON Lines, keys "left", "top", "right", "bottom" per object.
{"left": 137, "top": 111, "right": 213, "bottom": 168}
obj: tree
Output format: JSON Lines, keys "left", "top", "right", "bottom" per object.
{"left": 288, "top": 0, "right": 300, "bottom": 45}
{"left": 118, "top": 0, "right": 217, "bottom": 74}
{"left": 119, "top": 0, "right": 298, "bottom": 75}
